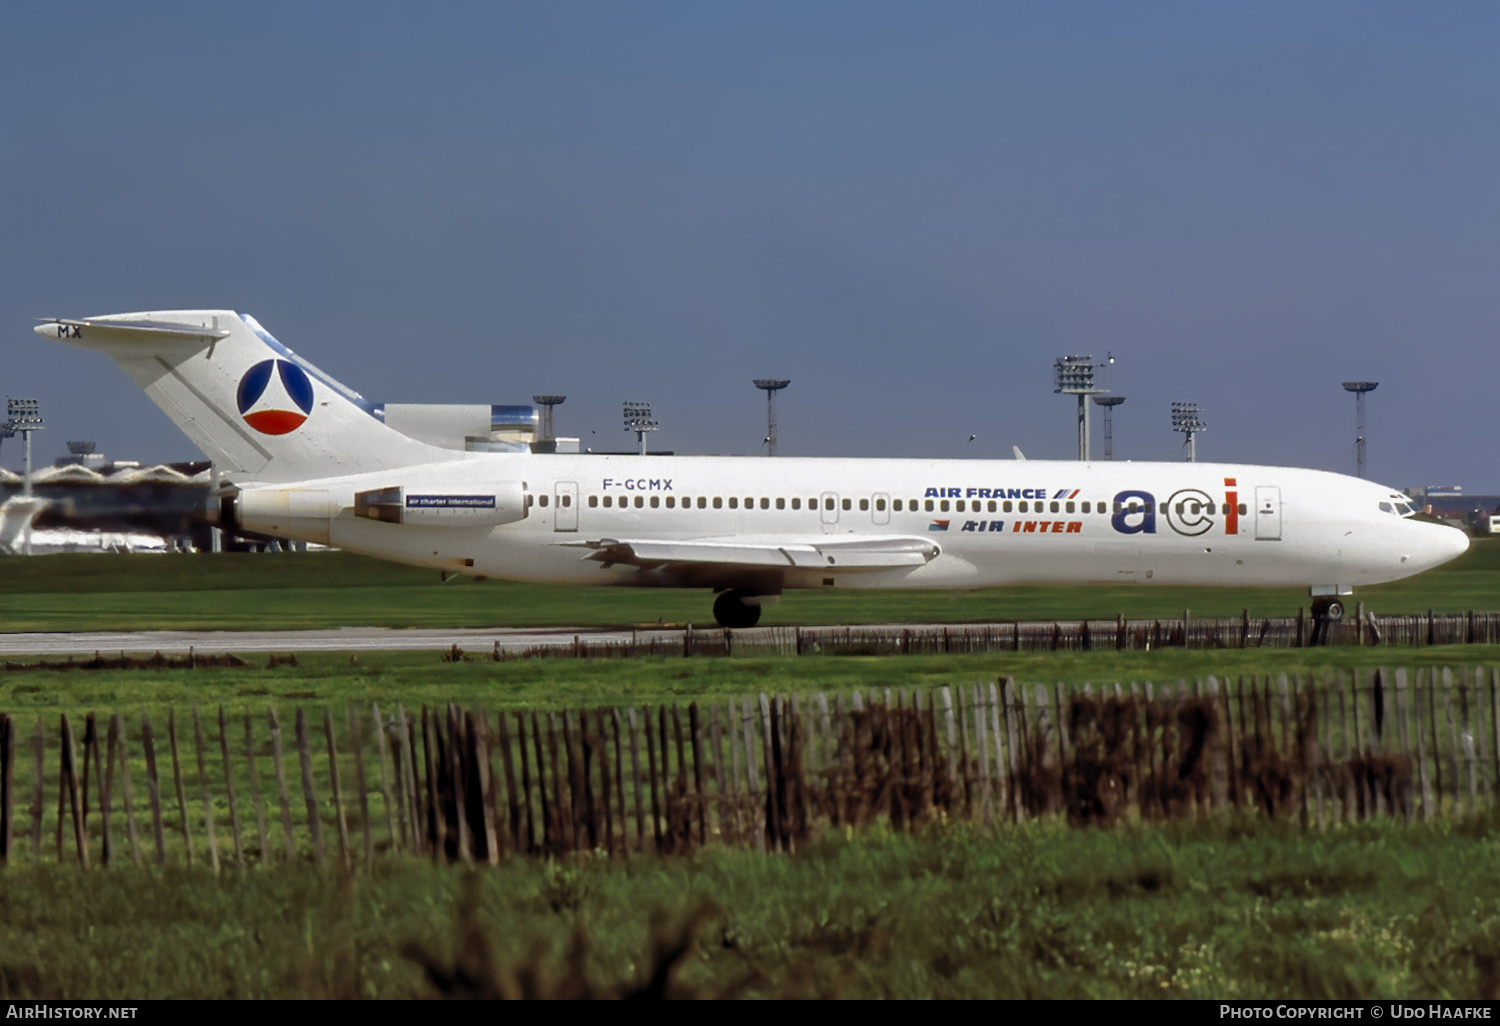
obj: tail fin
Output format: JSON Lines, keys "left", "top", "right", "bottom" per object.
{"left": 36, "top": 311, "right": 457, "bottom": 483}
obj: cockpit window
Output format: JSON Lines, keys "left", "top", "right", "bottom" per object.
{"left": 1396, "top": 503, "right": 1414, "bottom": 516}
{"left": 1379, "top": 502, "right": 1394, "bottom": 514}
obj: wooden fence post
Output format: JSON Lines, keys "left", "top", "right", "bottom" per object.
{"left": 349, "top": 707, "right": 374, "bottom": 867}
{"left": 370, "top": 703, "right": 400, "bottom": 853}
{"left": 626, "top": 708, "right": 645, "bottom": 854}
{"left": 31, "top": 718, "right": 44, "bottom": 859}
{"left": 166, "top": 710, "right": 191, "bottom": 865}
{"left": 60, "top": 714, "right": 87, "bottom": 867}
{"left": 190, "top": 706, "right": 220, "bottom": 872}
{"left": 268, "top": 708, "right": 297, "bottom": 861}
{"left": 241, "top": 710, "right": 270, "bottom": 863}
{"left": 295, "top": 708, "right": 324, "bottom": 867}
{"left": 0, "top": 715, "right": 12, "bottom": 865}
{"left": 643, "top": 707, "right": 663, "bottom": 854}
{"left": 217, "top": 707, "right": 244, "bottom": 869}
{"left": 139, "top": 713, "right": 165, "bottom": 865}
{"left": 111, "top": 715, "right": 142, "bottom": 866}
{"left": 495, "top": 709, "right": 522, "bottom": 856}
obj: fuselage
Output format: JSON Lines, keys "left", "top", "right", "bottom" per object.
{"left": 238, "top": 452, "right": 1468, "bottom": 594}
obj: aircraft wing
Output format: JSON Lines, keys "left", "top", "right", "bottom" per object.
{"left": 563, "top": 535, "right": 940, "bottom": 573}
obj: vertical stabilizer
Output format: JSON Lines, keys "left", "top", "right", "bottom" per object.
{"left": 36, "top": 311, "right": 459, "bottom": 483}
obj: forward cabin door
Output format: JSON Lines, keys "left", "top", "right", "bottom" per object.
{"left": 1255, "top": 485, "right": 1281, "bottom": 541}
{"left": 554, "top": 482, "right": 578, "bottom": 532}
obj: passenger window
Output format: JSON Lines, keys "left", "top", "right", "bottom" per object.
{"left": 776, "top": 497, "right": 785, "bottom": 510}
{"left": 1206, "top": 503, "right": 1216, "bottom": 515}
{"left": 1002, "top": 501, "right": 1012, "bottom": 513}
{"left": 825, "top": 498, "right": 835, "bottom": 511}
{"left": 1113, "top": 502, "right": 1123, "bottom": 513}
{"left": 634, "top": 496, "right": 644, "bottom": 508}
{"left": 729, "top": 497, "right": 738, "bottom": 509}
{"left": 988, "top": 500, "right": 997, "bottom": 513}
{"left": 1049, "top": 500, "right": 1059, "bottom": 513}
{"left": 841, "top": 498, "right": 851, "bottom": 511}
{"left": 925, "top": 499, "right": 935, "bottom": 512}
{"left": 1019, "top": 500, "right": 1028, "bottom": 513}
{"left": 539, "top": 494, "right": 549, "bottom": 507}
{"left": 666, "top": 496, "right": 675, "bottom": 508}
{"left": 893, "top": 499, "right": 902, "bottom": 512}
{"left": 650, "top": 496, "right": 659, "bottom": 508}
{"left": 940, "top": 500, "right": 950, "bottom": 512}
{"left": 588, "top": 495, "right": 598, "bottom": 508}
{"left": 562, "top": 494, "right": 571, "bottom": 507}
{"left": 712, "top": 497, "right": 722, "bottom": 509}
{"left": 604, "top": 496, "right": 614, "bottom": 508}
{"left": 956, "top": 500, "right": 965, "bottom": 513}
{"left": 761, "top": 497, "right": 770, "bottom": 509}
{"left": 791, "top": 498, "right": 801, "bottom": 510}
{"left": 1065, "top": 501, "right": 1075, "bottom": 513}
{"left": 875, "top": 498, "right": 885, "bottom": 511}
{"left": 1238, "top": 503, "right": 1247, "bottom": 515}
{"left": 809, "top": 497, "right": 818, "bottom": 509}
{"left": 859, "top": 498, "right": 869, "bottom": 512}
{"left": 745, "top": 497, "right": 753, "bottom": 508}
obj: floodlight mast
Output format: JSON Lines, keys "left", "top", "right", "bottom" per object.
{"left": 1170, "top": 402, "right": 1205, "bottom": 463}
{"left": 6, "top": 397, "right": 43, "bottom": 556}
{"left": 1054, "top": 356, "right": 1101, "bottom": 460}
{"left": 1341, "top": 382, "right": 1378, "bottom": 479}
{"left": 622, "top": 402, "right": 658, "bottom": 456}
{"left": 752, "top": 379, "right": 790, "bottom": 456}
{"left": 1092, "top": 395, "right": 1126, "bottom": 460}
{"left": 532, "top": 395, "right": 566, "bottom": 442}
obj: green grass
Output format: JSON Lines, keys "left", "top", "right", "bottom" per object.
{"left": 0, "top": 536, "right": 1496, "bottom": 632}
{"left": 4, "top": 647, "right": 1498, "bottom": 715}
{"left": 4, "top": 819, "right": 1500, "bottom": 999}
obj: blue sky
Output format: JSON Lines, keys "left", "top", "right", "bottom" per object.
{"left": 4, "top": 2, "right": 1497, "bottom": 489}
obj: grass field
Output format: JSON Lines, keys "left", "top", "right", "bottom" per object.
{"left": 4, "top": 820, "right": 1499, "bottom": 999}
{"left": 5, "top": 647, "right": 1500, "bottom": 715}
{"left": 0, "top": 535, "right": 1495, "bottom": 633}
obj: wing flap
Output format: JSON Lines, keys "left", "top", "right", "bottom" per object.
{"left": 564, "top": 535, "right": 940, "bottom": 572}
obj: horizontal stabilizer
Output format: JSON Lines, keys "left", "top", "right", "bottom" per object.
{"left": 564, "top": 535, "right": 940, "bottom": 572}
{"left": 35, "top": 317, "right": 230, "bottom": 344}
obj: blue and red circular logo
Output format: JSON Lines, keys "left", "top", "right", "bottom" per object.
{"left": 237, "top": 359, "right": 315, "bottom": 435}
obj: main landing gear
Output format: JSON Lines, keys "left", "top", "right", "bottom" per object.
{"left": 713, "top": 589, "right": 763, "bottom": 629}
{"left": 1308, "top": 595, "right": 1345, "bottom": 646}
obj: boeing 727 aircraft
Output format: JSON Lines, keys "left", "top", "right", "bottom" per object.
{"left": 35, "top": 311, "right": 1469, "bottom": 628}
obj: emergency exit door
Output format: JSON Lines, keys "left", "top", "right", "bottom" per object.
{"left": 1255, "top": 485, "right": 1281, "bottom": 541}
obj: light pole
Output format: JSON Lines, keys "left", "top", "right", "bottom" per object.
{"left": 1054, "top": 356, "right": 1101, "bottom": 460}
{"left": 752, "top": 379, "right": 790, "bottom": 456}
{"left": 1171, "top": 402, "right": 1205, "bottom": 462}
{"left": 1093, "top": 395, "right": 1126, "bottom": 460}
{"left": 1341, "top": 382, "right": 1377, "bottom": 479}
{"left": 6, "top": 397, "right": 43, "bottom": 555}
{"left": 622, "top": 402, "right": 658, "bottom": 456}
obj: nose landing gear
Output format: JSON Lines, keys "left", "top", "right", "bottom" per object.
{"left": 1309, "top": 595, "right": 1345, "bottom": 645}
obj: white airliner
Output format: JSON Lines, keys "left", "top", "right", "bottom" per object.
{"left": 35, "top": 311, "right": 1468, "bottom": 628}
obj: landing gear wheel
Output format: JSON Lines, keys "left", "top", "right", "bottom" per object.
{"left": 713, "top": 590, "right": 762, "bottom": 629}
{"left": 1312, "top": 597, "right": 1345, "bottom": 623}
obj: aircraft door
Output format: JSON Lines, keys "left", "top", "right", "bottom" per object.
{"left": 872, "top": 492, "right": 891, "bottom": 527}
{"left": 1255, "top": 485, "right": 1281, "bottom": 541}
{"left": 820, "top": 491, "right": 839, "bottom": 534}
{"left": 554, "top": 482, "right": 578, "bottom": 532}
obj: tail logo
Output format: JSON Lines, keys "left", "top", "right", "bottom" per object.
{"left": 237, "top": 359, "right": 315, "bottom": 435}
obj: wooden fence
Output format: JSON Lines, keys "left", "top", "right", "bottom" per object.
{"left": 2, "top": 665, "right": 1498, "bottom": 868}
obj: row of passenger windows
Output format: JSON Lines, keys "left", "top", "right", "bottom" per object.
{"left": 525, "top": 493, "right": 1249, "bottom": 515}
